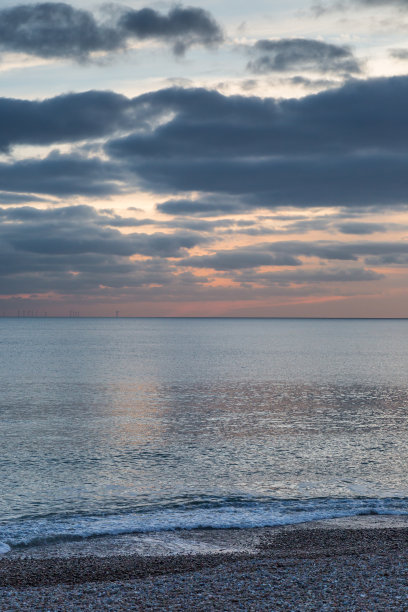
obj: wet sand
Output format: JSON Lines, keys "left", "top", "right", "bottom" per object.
{"left": 2, "top": 517, "right": 408, "bottom": 610}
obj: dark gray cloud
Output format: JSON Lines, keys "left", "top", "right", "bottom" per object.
{"left": 0, "top": 90, "right": 137, "bottom": 152}
{"left": 164, "top": 217, "right": 238, "bottom": 232}
{"left": 1, "top": 76, "right": 408, "bottom": 208}
{"left": 247, "top": 39, "right": 361, "bottom": 75}
{"left": 0, "top": 204, "right": 154, "bottom": 228}
{"left": 357, "top": 0, "right": 408, "bottom": 5}
{"left": 103, "top": 77, "right": 408, "bottom": 212}
{"left": 287, "top": 76, "right": 339, "bottom": 89}
{"left": 273, "top": 240, "right": 408, "bottom": 261}
{"left": 157, "top": 197, "right": 249, "bottom": 216}
{"left": 135, "top": 153, "right": 408, "bottom": 208}
{"left": 0, "top": 152, "right": 124, "bottom": 197}
{"left": 118, "top": 6, "right": 223, "bottom": 56}
{"left": 0, "top": 250, "right": 176, "bottom": 297}
{"left": 390, "top": 49, "right": 408, "bottom": 60}
{"left": 232, "top": 217, "right": 396, "bottom": 237}
{"left": 0, "top": 205, "right": 206, "bottom": 257}
{"left": 1, "top": 205, "right": 391, "bottom": 305}
{"left": 281, "top": 218, "right": 332, "bottom": 233}
{"left": 0, "top": 2, "right": 222, "bottom": 61}
{"left": 365, "top": 254, "right": 408, "bottom": 265}
{"left": 180, "top": 240, "right": 408, "bottom": 271}
{"left": 313, "top": 0, "right": 408, "bottom": 14}
{"left": 110, "top": 77, "right": 408, "bottom": 158}
{"left": 0, "top": 202, "right": 243, "bottom": 236}
{"left": 336, "top": 222, "right": 386, "bottom": 234}
{"left": 0, "top": 205, "right": 211, "bottom": 299}
{"left": 0, "top": 3, "right": 121, "bottom": 60}
{"left": 0, "top": 192, "right": 51, "bottom": 204}
{"left": 242, "top": 267, "right": 383, "bottom": 285}
{"left": 179, "top": 251, "right": 301, "bottom": 270}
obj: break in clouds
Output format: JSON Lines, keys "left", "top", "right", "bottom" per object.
{"left": 0, "top": 2, "right": 223, "bottom": 60}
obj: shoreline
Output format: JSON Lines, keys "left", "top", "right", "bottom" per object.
{"left": 2, "top": 517, "right": 408, "bottom": 609}
{"left": 3, "top": 514, "right": 408, "bottom": 560}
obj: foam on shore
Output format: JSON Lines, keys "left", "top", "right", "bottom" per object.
{"left": 3, "top": 514, "right": 408, "bottom": 562}
{"left": 2, "top": 517, "right": 408, "bottom": 610}
{"left": 2, "top": 495, "right": 408, "bottom": 556}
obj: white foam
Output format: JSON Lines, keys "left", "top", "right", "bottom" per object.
{"left": 0, "top": 541, "right": 11, "bottom": 554}
{"left": 3, "top": 497, "right": 408, "bottom": 550}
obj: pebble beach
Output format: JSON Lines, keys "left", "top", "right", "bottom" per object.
{"left": 2, "top": 517, "right": 408, "bottom": 611}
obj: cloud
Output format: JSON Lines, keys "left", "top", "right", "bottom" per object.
{"left": 164, "top": 217, "right": 238, "bottom": 232}
{"left": 0, "top": 205, "right": 211, "bottom": 299}
{"left": 336, "top": 222, "right": 386, "bottom": 234}
{"left": 0, "top": 90, "right": 137, "bottom": 152}
{"left": 0, "top": 192, "right": 51, "bottom": 204}
{"left": 312, "top": 0, "right": 408, "bottom": 14}
{"left": 1, "top": 76, "right": 408, "bottom": 209}
{"left": 179, "top": 250, "right": 301, "bottom": 270}
{"left": 0, "top": 250, "right": 176, "bottom": 297}
{"left": 276, "top": 240, "right": 408, "bottom": 261}
{"left": 365, "top": 254, "right": 408, "bottom": 265}
{"left": 287, "top": 75, "right": 339, "bottom": 89}
{"left": 179, "top": 240, "right": 408, "bottom": 271}
{"left": 0, "top": 2, "right": 121, "bottom": 60}
{"left": 132, "top": 153, "right": 408, "bottom": 209}
{"left": 0, "top": 205, "right": 206, "bottom": 257}
{"left": 244, "top": 267, "right": 383, "bottom": 285}
{"left": 246, "top": 39, "right": 361, "bottom": 75}
{"left": 0, "top": 3, "right": 223, "bottom": 62}
{"left": 0, "top": 204, "right": 154, "bottom": 228}
{"left": 157, "top": 196, "right": 249, "bottom": 216}
{"left": 357, "top": 0, "right": 408, "bottom": 6}
{"left": 111, "top": 77, "right": 408, "bottom": 158}
{"left": 119, "top": 6, "right": 223, "bottom": 56}
{"left": 104, "top": 77, "right": 408, "bottom": 212}
{"left": 0, "top": 152, "right": 124, "bottom": 197}
{"left": 390, "top": 48, "right": 408, "bottom": 60}
{"left": 0, "top": 205, "right": 398, "bottom": 307}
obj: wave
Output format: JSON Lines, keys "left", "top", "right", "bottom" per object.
{"left": 1, "top": 496, "right": 408, "bottom": 552}
{"left": 0, "top": 542, "right": 11, "bottom": 554}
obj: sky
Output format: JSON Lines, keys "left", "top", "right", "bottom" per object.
{"left": 1, "top": 0, "right": 408, "bottom": 317}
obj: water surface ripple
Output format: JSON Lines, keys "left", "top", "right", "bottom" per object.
{"left": 1, "top": 318, "right": 408, "bottom": 551}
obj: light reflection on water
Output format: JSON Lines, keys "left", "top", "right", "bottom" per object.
{"left": 1, "top": 318, "right": 408, "bottom": 544}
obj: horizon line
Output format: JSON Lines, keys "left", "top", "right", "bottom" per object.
{"left": 2, "top": 315, "right": 408, "bottom": 320}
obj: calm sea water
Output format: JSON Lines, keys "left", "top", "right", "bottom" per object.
{"left": 1, "top": 318, "right": 408, "bottom": 554}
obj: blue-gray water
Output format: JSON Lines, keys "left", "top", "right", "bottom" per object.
{"left": 1, "top": 318, "right": 408, "bottom": 554}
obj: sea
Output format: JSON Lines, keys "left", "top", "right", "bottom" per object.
{"left": 1, "top": 317, "right": 408, "bottom": 556}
